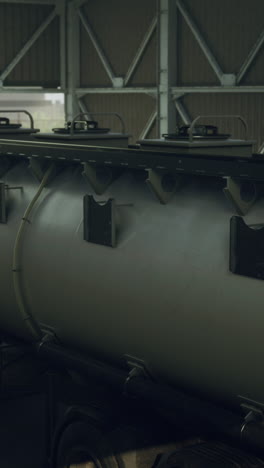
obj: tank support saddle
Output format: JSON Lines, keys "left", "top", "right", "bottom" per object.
{"left": 82, "top": 162, "right": 122, "bottom": 195}
{"left": 223, "top": 177, "right": 259, "bottom": 215}
{"left": 123, "top": 354, "right": 153, "bottom": 397}
{"left": 146, "top": 169, "right": 184, "bottom": 204}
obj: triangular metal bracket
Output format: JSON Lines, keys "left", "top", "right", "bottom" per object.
{"left": 223, "top": 177, "right": 259, "bottom": 216}
{"left": 239, "top": 395, "right": 264, "bottom": 435}
{"left": 123, "top": 354, "right": 153, "bottom": 397}
{"left": 82, "top": 163, "right": 121, "bottom": 195}
{"left": 146, "top": 169, "right": 183, "bottom": 204}
{"left": 0, "top": 157, "right": 12, "bottom": 178}
{"left": 29, "top": 158, "right": 57, "bottom": 184}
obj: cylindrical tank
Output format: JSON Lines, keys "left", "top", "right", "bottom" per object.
{"left": 0, "top": 159, "right": 263, "bottom": 409}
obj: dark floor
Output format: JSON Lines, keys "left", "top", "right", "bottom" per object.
{"left": 0, "top": 341, "right": 53, "bottom": 468}
{"left": 0, "top": 391, "right": 48, "bottom": 468}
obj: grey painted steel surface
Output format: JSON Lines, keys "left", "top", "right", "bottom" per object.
{"left": 138, "top": 138, "right": 255, "bottom": 157}
{"left": 0, "top": 161, "right": 264, "bottom": 408}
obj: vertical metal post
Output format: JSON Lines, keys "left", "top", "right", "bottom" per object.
{"left": 65, "top": 0, "right": 80, "bottom": 121}
{"left": 158, "top": 0, "right": 177, "bottom": 136}
{"left": 57, "top": 0, "right": 66, "bottom": 92}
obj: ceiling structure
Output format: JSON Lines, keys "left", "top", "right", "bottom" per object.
{"left": 0, "top": 0, "right": 263, "bottom": 147}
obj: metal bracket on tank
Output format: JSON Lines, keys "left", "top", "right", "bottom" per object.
{"left": 83, "top": 195, "right": 116, "bottom": 247}
{"left": 230, "top": 216, "right": 264, "bottom": 280}
{"left": 82, "top": 163, "right": 121, "bottom": 195}
{"left": 239, "top": 396, "right": 264, "bottom": 435}
{"left": 123, "top": 355, "right": 153, "bottom": 397}
{"left": 0, "top": 183, "right": 23, "bottom": 224}
{"left": 0, "top": 182, "right": 6, "bottom": 223}
{"left": 223, "top": 177, "right": 259, "bottom": 216}
{"left": 146, "top": 169, "right": 183, "bottom": 204}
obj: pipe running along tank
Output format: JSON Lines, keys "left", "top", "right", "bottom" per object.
{"left": 0, "top": 111, "right": 263, "bottom": 416}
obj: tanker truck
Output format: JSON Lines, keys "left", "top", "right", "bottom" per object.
{"left": 0, "top": 111, "right": 264, "bottom": 467}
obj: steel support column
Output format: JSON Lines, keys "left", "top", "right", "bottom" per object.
{"left": 57, "top": 0, "right": 66, "bottom": 91}
{"left": 158, "top": 0, "right": 177, "bottom": 136}
{"left": 65, "top": 1, "right": 80, "bottom": 120}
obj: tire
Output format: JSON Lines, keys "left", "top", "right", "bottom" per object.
{"left": 52, "top": 407, "right": 120, "bottom": 468}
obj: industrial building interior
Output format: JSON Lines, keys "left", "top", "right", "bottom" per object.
{"left": 0, "top": 0, "right": 264, "bottom": 467}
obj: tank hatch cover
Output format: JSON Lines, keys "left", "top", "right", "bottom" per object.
{"left": 0, "top": 117, "right": 39, "bottom": 134}
{"left": 0, "top": 117, "right": 21, "bottom": 130}
{"left": 53, "top": 120, "right": 110, "bottom": 135}
{"left": 163, "top": 124, "right": 230, "bottom": 141}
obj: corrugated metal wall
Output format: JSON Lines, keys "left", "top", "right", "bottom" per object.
{"left": 80, "top": 0, "right": 157, "bottom": 87}
{"left": 82, "top": 93, "right": 157, "bottom": 142}
{"left": 177, "top": 0, "right": 264, "bottom": 150}
{"left": 0, "top": 0, "right": 263, "bottom": 147}
{"left": 182, "top": 94, "right": 264, "bottom": 152}
{"left": 0, "top": 2, "right": 60, "bottom": 87}
{"left": 80, "top": 0, "right": 157, "bottom": 142}
{"left": 178, "top": 0, "right": 264, "bottom": 86}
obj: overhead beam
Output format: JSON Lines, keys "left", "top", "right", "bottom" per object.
{"left": 76, "top": 87, "right": 157, "bottom": 96}
{"left": 176, "top": 0, "right": 224, "bottom": 84}
{"left": 0, "top": 0, "right": 55, "bottom": 3}
{"left": 237, "top": 28, "right": 264, "bottom": 84}
{"left": 0, "top": 87, "right": 61, "bottom": 92}
{"left": 78, "top": 7, "right": 117, "bottom": 86}
{"left": 171, "top": 86, "right": 264, "bottom": 94}
{"left": 0, "top": 8, "right": 57, "bottom": 83}
{"left": 124, "top": 16, "right": 157, "bottom": 86}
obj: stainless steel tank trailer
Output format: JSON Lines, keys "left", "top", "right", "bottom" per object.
{"left": 0, "top": 110, "right": 264, "bottom": 467}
